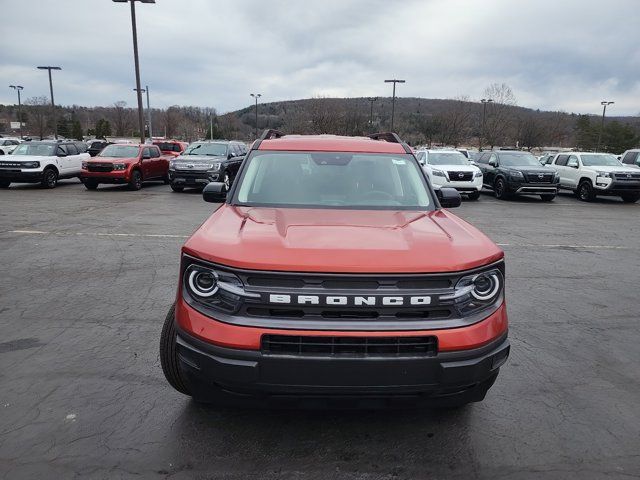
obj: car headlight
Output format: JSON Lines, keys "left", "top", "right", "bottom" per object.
{"left": 509, "top": 170, "right": 524, "bottom": 180}
{"left": 431, "top": 169, "right": 446, "bottom": 178}
{"left": 182, "top": 258, "right": 259, "bottom": 314}
{"left": 21, "top": 161, "right": 40, "bottom": 169}
{"left": 113, "top": 163, "right": 126, "bottom": 171}
{"left": 596, "top": 171, "right": 611, "bottom": 178}
{"left": 82, "top": 161, "right": 88, "bottom": 169}
{"left": 440, "top": 267, "right": 504, "bottom": 317}
{"left": 474, "top": 171, "right": 483, "bottom": 178}
{"left": 208, "top": 162, "right": 221, "bottom": 172}
{"left": 169, "top": 160, "right": 176, "bottom": 169}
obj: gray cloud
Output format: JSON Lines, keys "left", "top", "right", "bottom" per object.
{"left": 1, "top": 0, "right": 638, "bottom": 115}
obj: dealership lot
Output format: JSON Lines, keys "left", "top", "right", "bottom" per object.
{"left": 1, "top": 180, "right": 639, "bottom": 479}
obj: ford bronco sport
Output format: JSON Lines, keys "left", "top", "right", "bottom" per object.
{"left": 160, "top": 130, "right": 510, "bottom": 408}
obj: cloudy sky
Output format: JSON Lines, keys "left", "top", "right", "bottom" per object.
{"left": 1, "top": 0, "right": 638, "bottom": 115}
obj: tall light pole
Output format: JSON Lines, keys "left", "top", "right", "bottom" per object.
{"left": 480, "top": 98, "right": 493, "bottom": 150}
{"left": 250, "top": 93, "right": 261, "bottom": 138}
{"left": 9, "top": 85, "right": 24, "bottom": 139}
{"left": 37, "top": 66, "right": 61, "bottom": 139}
{"left": 366, "top": 97, "right": 378, "bottom": 132}
{"left": 133, "top": 85, "right": 152, "bottom": 140}
{"left": 113, "top": 0, "right": 155, "bottom": 144}
{"left": 596, "top": 101, "right": 614, "bottom": 152}
{"left": 384, "top": 79, "right": 405, "bottom": 131}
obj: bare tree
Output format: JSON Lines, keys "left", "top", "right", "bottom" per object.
{"left": 516, "top": 113, "right": 547, "bottom": 150}
{"left": 483, "top": 83, "right": 517, "bottom": 148}
{"left": 25, "top": 96, "right": 51, "bottom": 140}
{"left": 112, "top": 101, "right": 133, "bottom": 137}
{"left": 436, "top": 96, "right": 473, "bottom": 147}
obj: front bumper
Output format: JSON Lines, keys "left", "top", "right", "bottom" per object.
{"left": 507, "top": 180, "right": 558, "bottom": 195}
{"left": 595, "top": 179, "right": 640, "bottom": 194}
{"left": 174, "top": 301, "right": 509, "bottom": 407}
{"left": 0, "top": 169, "right": 44, "bottom": 183}
{"left": 80, "top": 170, "right": 130, "bottom": 184}
{"left": 432, "top": 175, "right": 482, "bottom": 193}
{"left": 169, "top": 169, "right": 219, "bottom": 186}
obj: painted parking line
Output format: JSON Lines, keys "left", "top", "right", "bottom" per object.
{"left": 7, "top": 230, "right": 189, "bottom": 239}
{"left": 6, "top": 229, "right": 633, "bottom": 250}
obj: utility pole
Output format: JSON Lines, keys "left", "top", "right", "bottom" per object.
{"left": 480, "top": 98, "right": 493, "bottom": 150}
{"left": 384, "top": 79, "right": 405, "bottom": 131}
{"left": 250, "top": 93, "right": 261, "bottom": 138}
{"left": 133, "top": 85, "right": 152, "bottom": 140}
{"left": 113, "top": 0, "right": 155, "bottom": 144}
{"left": 37, "top": 66, "right": 62, "bottom": 139}
{"left": 366, "top": 97, "right": 378, "bottom": 132}
{"left": 9, "top": 85, "right": 24, "bottom": 139}
{"left": 596, "top": 101, "right": 614, "bottom": 152}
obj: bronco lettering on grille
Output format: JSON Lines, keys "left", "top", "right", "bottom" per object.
{"left": 268, "top": 294, "right": 432, "bottom": 306}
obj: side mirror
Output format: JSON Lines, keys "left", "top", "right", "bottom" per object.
{"left": 57, "top": 152, "right": 67, "bottom": 157}
{"left": 437, "top": 187, "right": 462, "bottom": 208}
{"left": 488, "top": 159, "right": 497, "bottom": 167}
{"left": 203, "top": 182, "right": 227, "bottom": 203}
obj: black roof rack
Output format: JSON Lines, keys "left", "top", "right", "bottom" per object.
{"left": 252, "top": 129, "right": 285, "bottom": 150}
{"left": 369, "top": 132, "right": 412, "bottom": 154}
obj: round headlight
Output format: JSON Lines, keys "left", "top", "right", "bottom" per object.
{"left": 472, "top": 272, "right": 501, "bottom": 301}
{"left": 188, "top": 269, "right": 218, "bottom": 297}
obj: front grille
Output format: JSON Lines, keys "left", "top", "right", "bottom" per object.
{"left": 87, "top": 163, "right": 113, "bottom": 172}
{"left": 447, "top": 171, "right": 473, "bottom": 181}
{"left": 613, "top": 172, "right": 640, "bottom": 181}
{"left": 524, "top": 172, "right": 555, "bottom": 183}
{"left": 0, "top": 162, "right": 24, "bottom": 169}
{"left": 261, "top": 334, "right": 438, "bottom": 357}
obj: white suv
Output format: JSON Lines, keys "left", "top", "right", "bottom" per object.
{"left": 0, "top": 140, "right": 89, "bottom": 189}
{"left": 416, "top": 149, "right": 483, "bottom": 200}
{"left": 547, "top": 152, "right": 640, "bottom": 203}
{"left": 619, "top": 149, "right": 640, "bottom": 169}
{"left": 0, "top": 138, "right": 22, "bottom": 155}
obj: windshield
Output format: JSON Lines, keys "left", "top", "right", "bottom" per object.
{"left": 581, "top": 154, "right": 621, "bottom": 167}
{"left": 183, "top": 142, "right": 227, "bottom": 156}
{"left": 154, "top": 142, "right": 182, "bottom": 152}
{"left": 98, "top": 145, "right": 140, "bottom": 158}
{"left": 235, "top": 151, "right": 432, "bottom": 210}
{"left": 499, "top": 153, "right": 541, "bottom": 167}
{"left": 12, "top": 143, "right": 55, "bottom": 156}
{"left": 427, "top": 152, "right": 469, "bottom": 166}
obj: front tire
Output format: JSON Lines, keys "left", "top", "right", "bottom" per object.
{"left": 40, "top": 167, "right": 58, "bottom": 189}
{"left": 223, "top": 172, "right": 231, "bottom": 191}
{"left": 577, "top": 180, "right": 595, "bottom": 202}
{"left": 494, "top": 178, "right": 509, "bottom": 200}
{"left": 621, "top": 193, "right": 640, "bottom": 203}
{"left": 540, "top": 194, "right": 555, "bottom": 202}
{"left": 0, "top": 179, "right": 10, "bottom": 189}
{"left": 84, "top": 180, "right": 99, "bottom": 190}
{"left": 170, "top": 184, "right": 184, "bottom": 192}
{"left": 160, "top": 304, "right": 191, "bottom": 396}
{"left": 467, "top": 191, "right": 480, "bottom": 201}
{"left": 128, "top": 170, "right": 142, "bottom": 190}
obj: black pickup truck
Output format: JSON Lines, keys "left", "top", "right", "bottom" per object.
{"left": 476, "top": 150, "right": 559, "bottom": 201}
{"left": 167, "top": 140, "right": 247, "bottom": 192}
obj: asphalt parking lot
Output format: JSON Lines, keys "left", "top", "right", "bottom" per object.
{"left": 1, "top": 180, "right": 639, "bottom": 479}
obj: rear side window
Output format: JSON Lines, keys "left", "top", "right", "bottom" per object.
{"left": 75, "top": 142, "right": 87, "bottom": 153}
{"left": 622, "top": 152, "right": 638, "bottom": 165}
{"left": 151, "top": 147, "right": 161, "bottom": 158}
{"left": 57, "top": 145, "right": 68, "bottom": 156}
{"left": 65, "top": 144, "right": 79, "bottom": 155}
{"left": 555, "top": 155, "right": 569, "bottom": 166}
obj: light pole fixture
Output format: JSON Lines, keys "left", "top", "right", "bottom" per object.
{"left": 133, "top": 85, "right": 152, "bottom": 140}
{"left": 480, "top": 98, "right": 493, "bottom": 150}
{"left": 384, "top": 79, "right": 405, "bottom": 131}
{"left": 37, "top": 66, "right": 62, "bottom": 139}
{"left": 366, "top": 97, "right": 378, "bottom": 132}
{"left": 9, "top": 85, "right": 24, "bottom": 139}
{"left": 596, "top": 101, "right": 614, "bottom": 152}
{"left": 113, "top": 0, "right": 155, "bottom": 144}
{"left": 250, "top": 93, "right": 261, "bottom": 139}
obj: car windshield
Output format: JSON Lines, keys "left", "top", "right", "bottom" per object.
{"left": 427, "top": 152, "right": 469, "bottom": 166}
{"left": 11, "top": 143, "right": 55, "bottom": 156}
{"left": 98, "top": 145, "right": 140, "bottom": 158}
{"left": 581, "top": 154, "right": 621, "bottom": 166}
{"left": 183, "top": 143, "right": 227, "bottom": 156}
{"left": 235, "top": 151, "right": 433, "bottom": 210}
{"left": 498, "top": 153, "right": 541, "bottom": 166}
{"left": 154, "top": 142, "right": 182, "bottom": 152}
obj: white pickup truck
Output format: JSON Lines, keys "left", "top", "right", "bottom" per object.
{"left": 547, "top": 152, "right": 640, "bottom": 203}
{"left": 0, "top": 140, "right": 90, "bottom": 189}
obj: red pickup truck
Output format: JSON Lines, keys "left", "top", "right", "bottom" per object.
{"left": 81, "top": 143, "right": 171, "bottom": 190}
{"left": 153, "top": 140, "right": 188, "bottom": 157}
{"left": 160, "top": 131, "right": 509, "bottom": 408}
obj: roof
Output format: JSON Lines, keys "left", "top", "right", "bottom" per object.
{"left": 258, "top": 134, "right": 408, "bottom": 154}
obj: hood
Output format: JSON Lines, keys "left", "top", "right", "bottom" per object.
{"left": 89, "top": 156, "right": 138, "bottom": 163}
{"left": 183, "top": 206, "right": 503, "bottom": 273}
{"left": 174, "top": 154, "right": 225, "bottom": 162}
{"left": 505, "top": 165, "right": 553, "bottom": 173}
{"left": 427, "top": 164, "right": 479, "bottom": 173}
{"left": 582, "top": 165, "right": 638, "bottom": 173}
{"left": 1, "top": 155, "right": 51, "bottom": 162}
